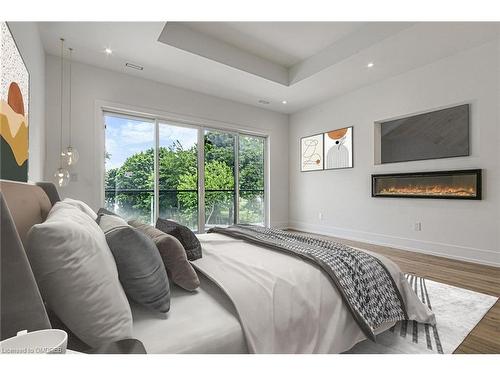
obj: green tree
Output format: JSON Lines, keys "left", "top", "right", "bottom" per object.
{"left": 105, "top": 167, "right": 117, "bottom": 190}
{"left": 204, "top": 132, "right": 234, "bottom": 166}
{"left": 106, "top": 149, "right": 154, "bottom": 222}
{"left": 239, "top": 136, "right": 264, "bottom": 190}
{"left": 238, "top": 136, "right": 264, "bottom": 224}
{"left": 159, "top": 141, "right": 197, "bottom": 189}
{"left": 104, "top": 132, "right": 265, "bottom": 227}
{"left": 158, "top": 142, "right": 198, "bottom": 228}
{"left": 178, "top": 160, "right": 234, "bottom": 225}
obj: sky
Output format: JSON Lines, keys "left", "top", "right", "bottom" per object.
{"left": 104, "top": 115, "right": 198, "bottom": 170}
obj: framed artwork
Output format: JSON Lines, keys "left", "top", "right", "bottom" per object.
{"left": 300, "top": 133, "right": 324, "bottom": 171}
{"left": 1, "top": 22, "right": 29, "bottom": 182}
{"left": 324, "top": 126, "right": 353, "bottom": 170}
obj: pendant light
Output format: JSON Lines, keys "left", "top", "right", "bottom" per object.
{"left": 54, "top": 38, "right": 70, "bottom": 187}
{"left": 62, "top": 47, "right": 79, "bottom": 166}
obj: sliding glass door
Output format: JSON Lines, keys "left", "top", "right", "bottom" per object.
{"left": 238, "top": 134, "right": 265, "bottom": 225}
{"left": 204, "top": 129, "right": 235, "bottom": 229}
{"left": 158, "top": 122, "right": 199, "bottom": 230}
{"left": 104, "top": 111, "right": 266, "bottom": 231}
{"left": 104, "top": 113, "right": 155, "bottom": 222}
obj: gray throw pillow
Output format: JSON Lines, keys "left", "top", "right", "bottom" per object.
{"left": 98, "top": 214, "right": 170, "bottom": 313}
{"left": 129, "top": 220, "right": 200, "bottom": 291}
{"left": 97, "top": 207, "right": 119, "bottom": 217}
{"left": 155, "top": 218, "right": 202, "bottom": 261}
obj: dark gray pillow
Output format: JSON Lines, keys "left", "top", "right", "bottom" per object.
{"left": 129, "top": 220, "right": 200, "bottom": 291}
{"left": 98, "top": 214, "right": 170, "bottom": 313}
{"left": 97, "top": 207, "right": 119, "bottom": 217}
{"left": 155, "top": 218, "right": 202, "bottom": 261}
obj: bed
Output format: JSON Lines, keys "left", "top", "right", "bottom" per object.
{"left": 125, "top": 230, "right": 435, "bottom": 354}
{"left": 0, "top": 180, "right": 435, "bottom": 354}
{"left": 131, "top": 273, "right": 247, "bottom": 354}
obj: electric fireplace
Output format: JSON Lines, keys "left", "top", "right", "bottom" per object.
{"left": 372, "top": 169, "right": 481, "bottom": 200}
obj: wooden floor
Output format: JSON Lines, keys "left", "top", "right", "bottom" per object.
{"left": 295, "top": 231, "right": 500, "bottom": 354}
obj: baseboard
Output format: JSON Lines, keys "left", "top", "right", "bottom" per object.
{"left": 287, "top": 221, "right": 500, "bottom": 267}
{"left": 270, "top": 221, "right": 290, "bottom": 230}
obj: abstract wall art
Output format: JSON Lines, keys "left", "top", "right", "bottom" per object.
{"left": 1, "top": 22, "right": 29, "bottom": 182}
{"left": 300, "top": 133, "right": 324, "bottom": 171}
{"left": 324, "top": 126, "right": 353, "bottom": 170}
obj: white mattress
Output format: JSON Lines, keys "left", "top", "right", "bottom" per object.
{"left": 131, "top": 273, "right": 248, "bottom": 354}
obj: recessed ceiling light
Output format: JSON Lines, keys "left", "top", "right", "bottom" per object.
{"left": 282, "top": 100, "right": 287, "bottom": 105}
{"left": 125, "top": 62, "right": 144, "bottom": 71}
{"left": 258, "top": 100, "right": 270, "bottom": 105}
{"left": 105, "top": 48, "right": 113, "bottom": 55}
{"left": 367, "top": 62, "right": 374, "bottom": 68}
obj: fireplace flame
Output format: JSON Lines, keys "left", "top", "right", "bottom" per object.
{"left": 379, "top": 185, "right": 476, "bottom": 197}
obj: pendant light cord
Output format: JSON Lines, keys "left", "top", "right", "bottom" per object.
{"left": 68, "top": 47, "right": 73, "bottom": 147}
{"left": 59, "top": 38, "right": 64, "bottom": 168}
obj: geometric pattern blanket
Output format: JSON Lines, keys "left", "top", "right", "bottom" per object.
{"left": 208, "top": 225, "right": 408, "bottom": 341}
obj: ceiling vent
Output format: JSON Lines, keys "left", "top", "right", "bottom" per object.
{"left": 125, "top": 62, "right": 144, "bottom": 71}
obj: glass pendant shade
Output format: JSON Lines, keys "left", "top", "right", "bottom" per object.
{"left": 63, "top": 47, "right": 79, "bottom": 167}
{"left": 54, "top": 167, "right": 70, "bottom": 187}
{"left": 53, "top": 38, "right": 70, "bottom": 188}
{"left": 62, "top": 146, "right": 79, "bottom": 166}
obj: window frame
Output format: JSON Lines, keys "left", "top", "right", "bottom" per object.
{"left": 101, "top": 106, "right": 268, "bottom": 233}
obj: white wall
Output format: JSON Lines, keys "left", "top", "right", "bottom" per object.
{"left": 43, "top": 36, "right": 499, "bottom": 265}
{"left": 8, "top": 22, "right": 46, "bottom": 181}
{"left": 289, "top": 40, "right": 500, "bottom": 266}
{"left": 44, "top": 56, "right": 289, "bottom": 227}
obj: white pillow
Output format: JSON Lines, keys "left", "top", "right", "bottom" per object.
{"left": 62, "top": 197, "right": 97, "bottom": 220}
{"left": 27, "top": 202, "right": 133, "bottom": 348}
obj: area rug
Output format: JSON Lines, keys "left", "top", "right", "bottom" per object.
{"left": 346, "top": 274, "right": 498, "bottom": 354}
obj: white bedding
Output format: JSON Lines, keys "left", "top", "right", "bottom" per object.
{"left": 133, "top": 232, "right": 434, "bottom": 354}
{"left": 131, "top": 273, "right": 247, "bottom": 354}
{"left": 193, "top": 233, "right": 435, "bottom": 354}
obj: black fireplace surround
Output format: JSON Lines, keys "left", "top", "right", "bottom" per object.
{"left": 372, "top": 169, "right": 482, "bottom": 200}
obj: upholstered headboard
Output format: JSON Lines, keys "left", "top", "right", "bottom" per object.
{"left": 0, "top": 181, "right": 54, "bottom": 246}
{"left": 0, "top": 180, "right": 60, "bottom": 340}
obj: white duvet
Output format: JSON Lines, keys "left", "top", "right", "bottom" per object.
{"left": 193, "top": 233, "right": 435, "bottom": 354}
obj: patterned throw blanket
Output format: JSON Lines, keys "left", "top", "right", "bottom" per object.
{"left": 208, "top": 225, "right": 408, "bottom": 341}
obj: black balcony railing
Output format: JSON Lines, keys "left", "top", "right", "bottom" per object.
{"left": 104, "top": 188, "right": 264, "bottom": 229}
{"left": 104, "top": 189, "right": 265, "bottom": 193}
